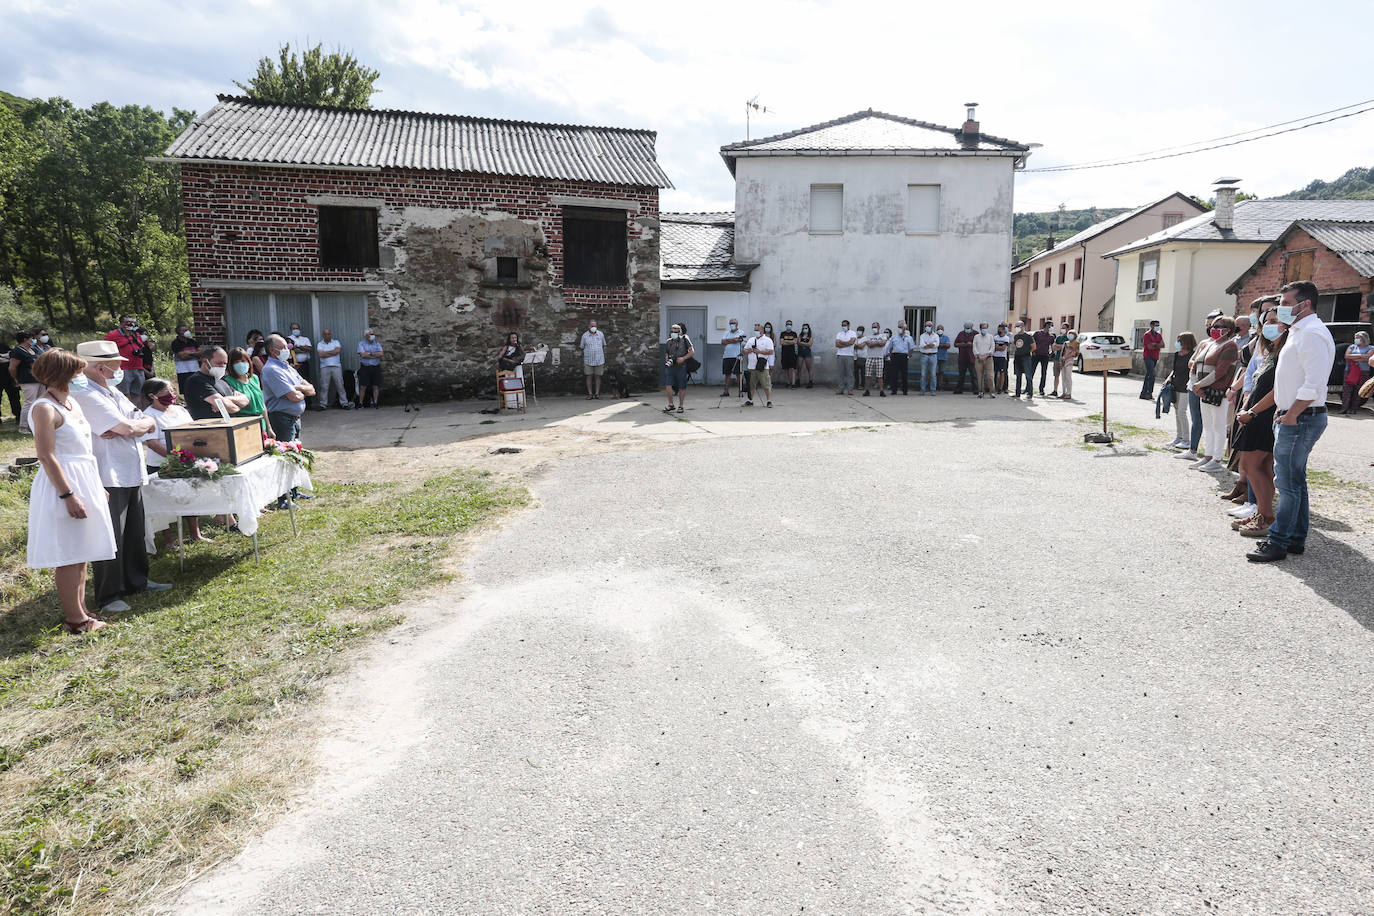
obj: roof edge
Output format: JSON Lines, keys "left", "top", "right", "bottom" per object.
{"left": 719, "top": 108, "right": 1029, "bottom": 155}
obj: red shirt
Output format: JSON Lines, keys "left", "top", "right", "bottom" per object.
{"left": 1142, "top": 329, "right": 1163, "bottom": 359}
{"left": 104, "top": 329, "right": 147, "bottom": 371}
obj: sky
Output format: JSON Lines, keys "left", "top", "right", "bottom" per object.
{"left": 4, "top": 0, "right": 1374, "bottom": 216}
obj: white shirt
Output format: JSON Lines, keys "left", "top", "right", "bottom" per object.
{"left": 72, "top": 381, "right": 148, "bottom": 487}
{"left": 289, "top": 333, "right": 312, "bottom": 366}
{"left": 1274, "top": 312, "right": 1336, "bottom": 411}
{"left": 143, "top": 403, "right": 193, "bottom": 468}
{"left": 317, "top": 338, "right": 343, "bottom": 368}
{"left": 834, "top": 329, "right": 857, "bottom": 357}
{"left": 918, "top": 331, "right": 940, "bottom": 354}
{"left": 972, "top": 332, "right": 996, "bottom": 358}
{"left": 749, "top": 333, "right": 776, "bottom": 369}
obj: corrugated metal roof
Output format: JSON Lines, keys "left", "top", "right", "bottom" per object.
{"left": 660, "top": 212, "right": 753, "bottom": 284}
{"left": 162, "top": 95, "right": 673, "bottom": 188}
{"left": 1103, "top": 199, "right": 1374, "bottom": 258}
{"left": 1301, "top": 220, "right": 1374, "bottom": 277}
{"left": 1014, "top": 192, "right": 1205, "bottom": 270}
{"left": 722, "top": 109, "right": 1028, "bottom": 159}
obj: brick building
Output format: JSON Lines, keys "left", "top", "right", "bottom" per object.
{"left": 157, "top": 96, "right": 673, "bottom": 397}
{"left": 1228, "top": 220, "right": 1374, "bottom": 322}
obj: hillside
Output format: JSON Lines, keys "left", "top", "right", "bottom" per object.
{"left": 1013, "top": 206, "right": 1130, "bottom": 263}
{"left": 1276, "top": 165, "right": 1374, "bottom": 200}
{"left": 0, "top": 89, "right": 33, "bottom": 117}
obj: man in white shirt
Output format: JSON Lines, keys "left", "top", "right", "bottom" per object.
{"left": 315, "top": 328, "right": 350, "bottom": 410}
{"left": 71, "top": 340, "right": 172, "bottom": 613}
{"left": 1247, "top": 281, "right": 1335, "bottom": 563}
{"left": 579, "top": 320, "right": 607, "bottom": 399}
{"left": 886, "top": 321, "right": 915, "bottom": 395}
{"left": 288, "top": 323, "right": 314, "bottom": 407}
{"left": 917, "top": 322, "right": 940, "bottom": 396}
{"left": 744, "top": 322, "right": 775, "bottom": 407}
{"left": 834, "top": 321, "right": 857, "bottom": 396}
{"left": 972, "top": 322, "right": 996, "bottom": 398}
{"left": 862, "top": 322, "right": 887, "bottom": 397}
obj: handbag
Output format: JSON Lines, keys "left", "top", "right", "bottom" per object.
{"left": 684, "top": 356, "right": 702, "bottom": 374}
{"left": 1199, "top": 385, "right": 1226, "bottom": 406}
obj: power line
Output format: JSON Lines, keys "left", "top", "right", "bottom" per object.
{"left": 1025, "top": 103, "right": 1374, "bottom": 174}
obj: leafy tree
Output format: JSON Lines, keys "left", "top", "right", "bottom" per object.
{"left": 234, "top": 42, "right": 380, "bottom": 108}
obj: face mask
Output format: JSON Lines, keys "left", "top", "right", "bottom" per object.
{"left": 1209, "top": 328, "right": 1223, "bottom": 340}
{"left": 589, "top": 327, "right": 598, "bottom": 333}
{"left": 785, "top": 323, "right": 793, "bottom": 330}
{"left": 156, "top": 393, "right": 176, "bottom": 407}
{"left": 367, "top": 335, "right": 377, "bottom": 342}
{"left": 980, "top": 328, "right": 989, "bottom": 335}
{"left": 1068, "top": 333, "right": 1077, "bottom": 340}
{"left": 871, "top": 327, "right": 879, "bottom": 335}
{"left": 936, "top": 329, "right": 943, "bottom": 334}
{"left": 729, "top": 324, "right": 737, "bottom": 331}
{"left": 111, "top": 369, "right": 124, "bottom": 387}
{"left": 884, "top": 331, "right": 892, "bottom": 339}
{"left": 39, "top": 335, "right": 49, "bottom": 343}
{"left": 841, "top": 325, "right": 849, "bottom": 331}
{"left": 1150, "top": 326, "right": 1159, "bottom": 332}
{"left": 1014, "top": 325, "right": 1023, "bottom": 332}
{"left": 209, "top": 366, "right": 227, "bottom": 379}
{"left": 924, "top": 326, "right": 932, "bottom": 332}
{"left": 1262, "top": 324, "right": 1282, "bottom": 341}
{"left": 70, "top": 375, "right": 90, "bottom": 391}
{"left": 670, "top": 331, "right": 680, "bottom": 339}
{"left": 291, "top": 328, "right": 300, "bottom": 335}
{"left": 182, "top": 330, "right": 192, "bottom": 339}
{"left": 233, "top": 361, "right": 250, "bottom": 376}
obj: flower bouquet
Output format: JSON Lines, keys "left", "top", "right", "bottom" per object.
{"left": 262, "top": 436, "right": 316, "bottom": 472}
{"left": 158, "top": 448, "right": 239, "bottom": 481}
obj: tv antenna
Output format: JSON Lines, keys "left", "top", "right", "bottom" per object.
{"left": 745, "top": 95, "right": 774, "bottom": 139}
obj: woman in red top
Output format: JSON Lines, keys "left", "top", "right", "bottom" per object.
{"left": 1192, "top": 316, "right": 1240, "bottom": 472}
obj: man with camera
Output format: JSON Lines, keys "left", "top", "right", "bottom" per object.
{"left": 743, "top": 321, "right": 774, "bottom": 408}
{"left": 103, "top": 314, "right": 153, "bottom": 400}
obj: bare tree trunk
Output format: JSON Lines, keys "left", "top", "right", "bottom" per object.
{"left": 56, "top": 213, "right": 97, "bottom": 328}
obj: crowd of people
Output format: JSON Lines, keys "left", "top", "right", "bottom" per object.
{"left": 19, "top": 324, "right": 321, "bottom": 634}
{"left": 1160, "top": 281, "right": 1357, "bottom": 563}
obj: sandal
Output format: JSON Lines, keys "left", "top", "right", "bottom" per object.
{"left": 63, "top": 616, "right": 106, "bottom": 635}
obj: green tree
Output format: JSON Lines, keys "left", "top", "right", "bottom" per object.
{"left": 234, "top": 42, "right": 380, "bottom": 108}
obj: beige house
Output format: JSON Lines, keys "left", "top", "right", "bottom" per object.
{"left": 1101, "top": 183, "right": 1374, "bottom": 350}
{"left": 1009, "top": 192, "right": 1202, "bottom": 331}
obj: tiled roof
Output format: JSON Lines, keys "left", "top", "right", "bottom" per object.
{"left": 660, "top": 212, "right": 753, "bottom": 284}
{"left": 720, "top": 110, "right": 1029, "bottom": 172}
{"left": 162, "top": 95, "right": 673, "bottom": 188}
{"left": 1103, "top": 199, "right": 1374, "bottom": 258}
{"left": 1226, "top": 219, "right": 1374, "bottom": 293}
{"left": 1015, "top": 192, "right": 1204, "bottom": 269}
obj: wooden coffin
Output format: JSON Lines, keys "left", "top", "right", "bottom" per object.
{"left": 165, "top": 416, "right": 265, "bottom": 465}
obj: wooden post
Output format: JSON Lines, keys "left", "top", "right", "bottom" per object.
{"left": 1102, "top": 369, "right": 1110, "bottom": 437}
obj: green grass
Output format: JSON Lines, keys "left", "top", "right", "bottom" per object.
{"left": 1081, "top": 413, "right": 1153, "bottom": 437}
{"left": 1308, "top": 469, "right": 1372, "bottom": 491}
{"left": 0, "top": 466, "right": 524, "bottom": 914}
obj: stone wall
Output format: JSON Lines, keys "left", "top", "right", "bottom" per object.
{"left": 183, "top": 164, "right": 662, "bottom": 396}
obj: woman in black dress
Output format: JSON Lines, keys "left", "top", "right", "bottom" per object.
{"left": 1232, "top": 310, "right": 1285, "bottom": 538}
{"left": 496, "top": 332, "right": 524, "bottom": 372}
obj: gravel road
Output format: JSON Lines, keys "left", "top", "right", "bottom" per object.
{"left": 177, "top": 408, "right": 1374, "bottom": 915}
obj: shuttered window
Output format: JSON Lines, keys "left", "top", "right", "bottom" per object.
{"left": 1285, "top": 249, "right": 1315, "bottom": 283}
{"left": 563, "top": 207, "right": 627, "bottom": 286}
{"left": 906, "top": 184, "right": 941, "bottom": 234}
{"left": 809, "top": 184, "right": 843, "bottom": 233}
{"left": 1137, "top": 252, "right": 1159, "bottom": 298}
{"left": 318, "top": 207, "right": 379, "bottom": 269}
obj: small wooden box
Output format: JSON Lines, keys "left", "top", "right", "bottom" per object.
{"left": 166, "top": 417, "right": 265, "bottom": 465}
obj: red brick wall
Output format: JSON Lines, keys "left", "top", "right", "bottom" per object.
{"left": 182, "top": 163, "right": 659, "bottom": 338}
{"left": 1232, "top": 227, "right": 1372, "bottom": 310}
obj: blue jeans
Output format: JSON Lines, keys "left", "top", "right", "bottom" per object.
{"left": 1268, "top": 411, "right": 1328, "bottom": 550}
{"left": 268, "top": 410, "right": 302, "bottom": 443}
{"left": 919, "top": 353, "right": 937, "bottom": 391}
{"left": 1140, "top": 357, "right": 1158, "bottom": 397}
{"left": 1188, "top": 391, "right": 1203, "bottom": 452}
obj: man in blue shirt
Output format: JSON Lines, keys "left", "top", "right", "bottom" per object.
{"left": 261, "top": 335, "right": 315, "bottom": 444}
{"left": 720, "top": 318, "right": 744, "bottom": 397}
{"left": 357, "top": 329, "right": 384, "bottom": 409}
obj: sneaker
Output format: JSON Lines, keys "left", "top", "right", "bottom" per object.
{"left": 719, "top": 391, "right": 730, "bottom": 398}
{"left": 1228, "top": 502, "right": 1257, "bottom": 518}
{"left": 101, "top": 599, "right": 132, "bottom": 613}
{"left": 1197, "top": 459, "right": 1223, "bottom": 471}
{"left": 862, "top": 391, "right": 870, "bottom": 397}
{"left": 1239, "top": 516, "right": 1273, "bottom": 538}
{"left": 1173, "top": 450, "right": 1199, "bottom": 460}
{"left": 766, "top": 401, "right": 772, "bottom": 408}
{"left": 988, "top": 393, "right": 996, "bottom": 399}
{"left": 144, "top": 581, "right": 173, "bottom": 592}
{"left": 1189, "top": 457, "right": 1212, "bottom": 468}
{"left": 676, "top": 406, "right": 684, "bottom": 414}
{"left": 744, "top": 400, "right": 753, "bottom": 406}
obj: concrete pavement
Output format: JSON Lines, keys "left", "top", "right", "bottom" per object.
{"left": 177, "top": 379, "right": 1374, "bottom": 914}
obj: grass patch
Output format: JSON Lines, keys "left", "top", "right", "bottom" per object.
{"left": 1081, "top": 413, "right": 1153, "bottom": 437}
{"left": 0, "top": 465, "right": 524, "bottom": 913}
{"left": 1308, "top": 469, "right": 1372, "bottom": 492}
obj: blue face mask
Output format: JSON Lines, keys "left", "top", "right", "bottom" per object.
{"left": 111, "top": 369, "right": 124, "bottom": 388}
{"left": 70, "top": 375, "right": 90, "bottom": 391}
{"left": 1262, "top": 324, "right": 1282, "bottom": 341}
{"left": 1276, "top": 305, "right": 1296, "bottom": 325}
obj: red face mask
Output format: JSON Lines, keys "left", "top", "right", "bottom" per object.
{"left": 156, "top": 393, "right": 176, "bottom": 407}
{"left": 1209, "top": 328, "right": 1224, "bottom": 340}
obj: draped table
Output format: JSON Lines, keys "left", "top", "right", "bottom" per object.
{"left": 143, "top": 455, "right": 314, "bottom": 564}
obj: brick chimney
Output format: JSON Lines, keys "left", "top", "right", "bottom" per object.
{"left": 1045, "top": 234, "right": 1055, "bottom": 251}
{"left": 958, "top": 102, "right": 980, "bottom": 150}
{"left": 1213, "top": 177, "right": 1241, "bottom": 231}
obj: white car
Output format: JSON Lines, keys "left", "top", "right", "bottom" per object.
{"left": 1074, "top": 332, "right": 1133, "bottom": 374}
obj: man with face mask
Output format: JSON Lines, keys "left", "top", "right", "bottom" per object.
{"left": 720, "top": 318, "right": 745, "bottom": 397}
{"left": 834, "top": 320, "right": 857, "bottom": 395}
{"left": 170, "top": 324, "right": 200, "bottom": 395}
{"left": 744, "top": 321, "right": 774, "bottom": 407}
{"left": 103, "top": 314, "right": 151, "bottom": 399}
{"left": 316, "top": 329, "right": 350, "bottom": 410}
{"left": 887, "top": 321, "right": 914, "bottom": 395}
{"left": 71, "top": 340, "right": 171, "bottom": 613}
{"left": 917, "top": 322, "right": 940, "bottom": 395}
{"left": 935, "top": 324, "right": 950, "bottom": 390}
{"left": 778, "top": 320, "right": 800, "bottom": 388}
{"left": 287, "top": 323, "right": 314, "bottom": 407}
{"left": 861, "top": 322, "right": 887, "bottom": 397}
{"left": 1139, "top": 319, "right": 1164, "bottom": 400}
{"left": 580, "top": 320, "right": 607, "bottom": 400}
{"left": 262, "top": 335, "right": 316, "bottom": 444}
{"left": 1013, "top": 322, "right": 1035, "bottom": 399}
{"left": 952, "top": 322, "right": 977, "bottom": 394}
{"left": 1247, "top": 281, "right": 1335, "bottom": 563}
{"left": 183, "top": 346, "right": 249, "bottom": 421}
{"left": 971, "top": 322, "right": 996, "bottom": 398}
{"left": 357, "top": 329, "right": 384, "bottom": 409}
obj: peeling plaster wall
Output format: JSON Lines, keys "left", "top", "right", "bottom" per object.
{"left": 182, "top": 165, "right": 662, "bottom": 397}
{"left": 732, "top": 155, "right": 1016, "bottom": 382}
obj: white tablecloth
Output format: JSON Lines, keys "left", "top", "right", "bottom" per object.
{"left": 143, "top": 455, "right": 313, "bottom": 549}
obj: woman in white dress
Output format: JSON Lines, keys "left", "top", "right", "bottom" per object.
{"left": 27, "top": 349, "right": 117, "bottom": 634}
{"left": 140, "top": 376, "right": 211, "bottom": 546}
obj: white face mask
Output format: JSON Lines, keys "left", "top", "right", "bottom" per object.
{"left": 367, "top": 335, "right": 376, "bottom": 343}
{"left": 670, "top": 331, "right": 680, "bottom": 339}
{"left": 39, "top": 335, "right": 49, "bottom": 343}
{"left": 209, "top": 365, "right": 227, "bottom": 379}
{"left": 182, "top": 330, "right": 192, "bottom": 338}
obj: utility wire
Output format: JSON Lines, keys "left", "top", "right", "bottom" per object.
{"left": 1026, "top": 103, "right": 1374, "bottom": 173}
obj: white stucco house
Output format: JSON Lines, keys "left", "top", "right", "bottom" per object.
{"left": 660, "top": 106, "right": 1031, "bottom": 384}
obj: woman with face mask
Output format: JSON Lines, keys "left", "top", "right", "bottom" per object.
{"left": 1231, "top": 309, "right": 1287, "bottom": 537}
{"left": 140, "top": 377, "right": 210, "bottom": 547}
{"left": 1057, "top": 330, "right": 1080, "bottom": 400}
{"left": 779, "top": 321, "right": 800, "bottom": 388}
{"left": 225, "top": 346, "right": 268, "bottom": 434}
{"left": 1189, "top": 315, "right": 1240, "bottom": 472}
{"left": 25, "top": 349, "right": 117, "bottom": 633}
{"left": 1167, "top": 332, "right": 1197, "bottom": 450}
{"left": 797, "top": 323, "right": 814, "bottom": 388}
{"left": 1340, "top": 330, "right": 1372, "bottom": 414}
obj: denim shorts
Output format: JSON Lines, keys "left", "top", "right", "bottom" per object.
{"left": 663, "top": 364, "right": 688, "bottom": 391}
